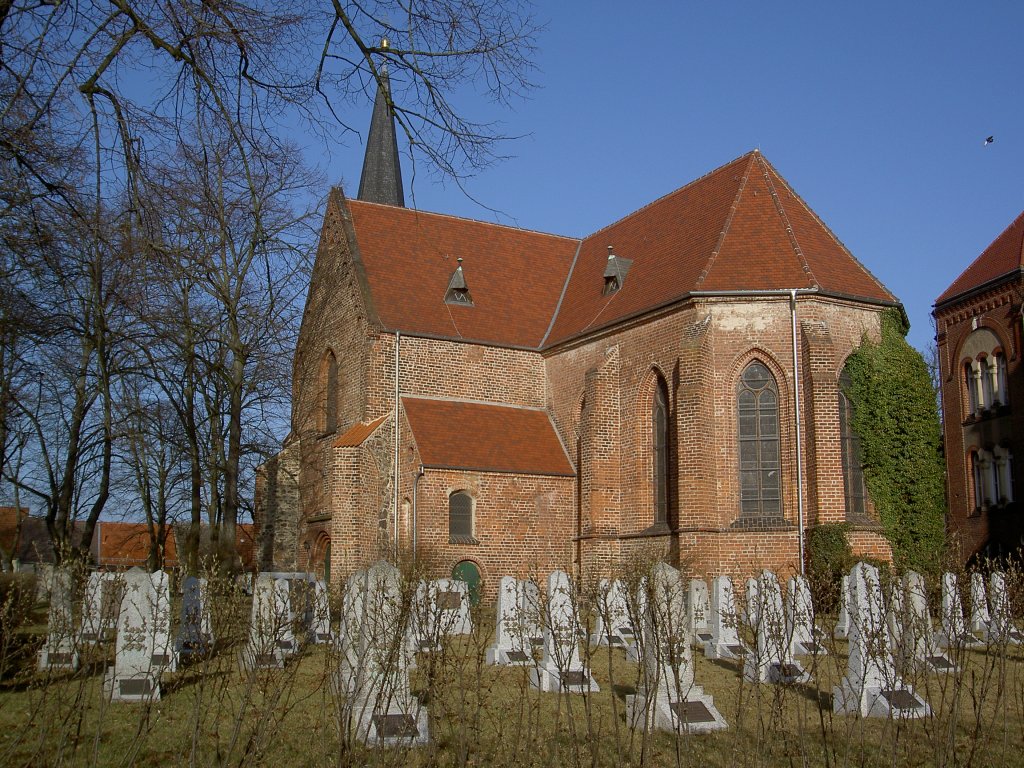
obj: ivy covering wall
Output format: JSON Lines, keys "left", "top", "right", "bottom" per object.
{"left": 843, "top": 309, "right": 947, "bottom": 573}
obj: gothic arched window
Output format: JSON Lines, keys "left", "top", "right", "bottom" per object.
{"left": 738, "top": 361, "right": 780, "bottom": 517}
{"left": 653, "top": 378, "right": 669, "bottom": 525}
{"left": 838, "top": 367, "right": 868, "bottom": 520}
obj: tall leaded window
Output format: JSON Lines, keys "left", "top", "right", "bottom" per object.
{"left": 980, "top": 357, "right": 994, "bottom": 409}
{"left": 965, "top": 362, "right": 979, "bottom": 416}
{"left": 995, "top": 352, "right": 1009, "bottom": 406}
{"left": 653, "top": 378, "right": 669, "bottom": 525}
{"left": 838, "top": 367, "right": 868, "bottom": 520}
{"left": 971, "top": 451, "right": 986, "bottom": 511}
{"left": 449, "top": 491, "right": 475, "bottom": 542}
{"left": 738, "top": 362, "right": 780, "bottom": 517}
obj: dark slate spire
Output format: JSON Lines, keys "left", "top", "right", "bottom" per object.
{"left": 357, "top": 40, "right": 405, "bottom": 207}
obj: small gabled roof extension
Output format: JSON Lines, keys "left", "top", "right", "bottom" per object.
{"left": 935, "top": 210, "right": 1024, "bottom": 307}
{"left": 403, "top": 396, "right": 575, "bottom": 477}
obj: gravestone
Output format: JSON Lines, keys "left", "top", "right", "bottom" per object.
{"left": 37, "top": 568, "right": 79, "bottom": 671}
{"left": 705, "top": 575, "right": 748, "bottom": 659}
{"left": 968, "top": 572, "right": 991, "bottom": 638}
{"left": 487, "top": 576, "right": 534, "bottom": 665}
{"left": 104, "top": 568, "right": 176, "bottom": 701}
{"left": 937, "top": 572, "right": 978, "bottom": 648}
{"left": 886, "top": 578, "right": 905, "bottom": 653}
{"left": 988, "top": 571, "right": 1024, "bottom": 644}
{"left": 520, "top": 578, "right": 544, "bottom": 647}
{"left": 625, "top": 578, "right": 648, "bottom": 663}
{"left": 81, "top": 572, "right": 122, "bottom": 644}
{"left": 788, "top": 574, "right": 827, "bottom": 656}
{"left": 833, "top": 562, "right": 930, "bottom": 717}
{"left": 743, "top": 570, "right": 808, "bottom": 684}
{"left": 834, "top": 575, "right": 851, "bottom": 639}
{"left": 241, "top": 574, "right": 292, "bottom": 670}
{"left": 337, "top": 561, "right": 428, "bottom": 745}
{"left": 34, "top": 563, "right": 56, "bottom": 604}
{"left": 176, "top": 576, "right": 213, "bottom": 659}
{"left": 412, "top": 578, "right": 472, "bottom": 653}
{"left": 310, "top": 580, "right": 334, "bottom": 643}
{"left": 744, "top": 577, "right": 759, "bottom": 629}
{"left": 530, "top": 570, "right": 598, "bottom": 693}
{"left": 590, "top": 578, "right": 635, "bottom": 651}
{"left": 688, "top": 579, "right": 713, "bottom": 648}
{"left": 626, "top": 563, "right": 727, "bottom": 733}
{"left": 902, "top": 571, "right": 955, "bottom": 673}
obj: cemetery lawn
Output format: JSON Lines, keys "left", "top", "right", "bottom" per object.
{"left": 2, "top": 604, "right": 1023, "bottom": 767}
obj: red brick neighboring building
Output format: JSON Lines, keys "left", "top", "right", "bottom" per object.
{"left": 934, "top": 210, "right": 1024, "bottom": 560}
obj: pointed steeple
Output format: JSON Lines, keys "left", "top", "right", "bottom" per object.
{"left": 358, "top": 40, "right": 405, "bottom": 207}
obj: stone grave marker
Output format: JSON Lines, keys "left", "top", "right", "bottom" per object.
{"left": 833, "top": 562, "right": 929, "bottom": 717}
{"left": 590, "top": 578, "right": 635, "bottom": 651}
{"left": 37, "top": 568, "right": 79, "bottom": 671}
{"left": 788, "top": 574, "right": 827, "bottom": 656}
{"left": 176, "top": 576, "right": 213, "bottom": 659}
{"left": 688, "top": 579, "right": 713, "bottom": 648}
{"left": 743, "top": 570, "right": 808, "bottom": 684}
{"left": 521, "top": 578, "right": 544, "bottom": 647}
{"left": 988, "top": 571, "right": 1024, "bottom": 644}
{"left": 706, "top": 575, "right": 748, "bottom": 659}
{"left": 626, "top": 562, "right": 726, "bottom": 733}
{"left": 241, "top": 574, "right": 292, "bottom": 670}
{"left": 487, "top": 576, "right": 534, "bottom": 665}
{"left": 937, "top": 572, "right": 978, "bottom": 648}
{"left": 625, "top": 578, "right": 647, "bottom": 663}
{"left": 968, "top": 572, "right": 991, "bottom": 638}
{"left": 744, "top": 577, "right": 759, "bottom": 629}
{"left": 337, "top": 561, "right": 428, "bottom": 746}
{"left": 81, "top": 571, "right": 122, "bottom": 645}
{"left": 902, "top": 571, "right": 954, "bottom": 673}
{"left": 834, "top": 575, "right": 851, "bottom": 639}
{"left": 104, "top": 568, "right": 176, "bottom": 701}
{"left": 413, "top": 578, "right": 472, "bottom": 653}
{"left": 530, "top": 570, "right": 598, "bottom": 693}
{"left": 310, "top": 580, "right": 334, "bottom": 643}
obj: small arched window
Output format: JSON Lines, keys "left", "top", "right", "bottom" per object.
{"left": 737, "top": 361, "right": 781, "bottom": 517}
{"left": 838, "top": 367, "right": 868, "bottom": 520}
{"left": 994, "top": 352, "right": 1009, "bottom": 407}
{"left": 653, "top": 377, "right": 669, "bottom": 525}
{"left": 979, "top": 357, "right": 994, "bottom": 410}
{"left": 965, "top": 362, "right": 979, "bottom": 416}
{"left": 449, "top": 491, "right": 476, "bottom": 543}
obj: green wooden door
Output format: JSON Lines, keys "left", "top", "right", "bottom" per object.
{"left": 452, "top": 560, "right": 481, "bottom": 606}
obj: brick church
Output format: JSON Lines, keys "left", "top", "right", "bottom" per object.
{"left": 934, "top": 209, "right": 1024, "bottom": 560}
{"left": 255, "top": 78, "right": 898, "bottom": 594}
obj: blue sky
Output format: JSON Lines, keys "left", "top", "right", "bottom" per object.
{"left": 316, "top": 1, "right": 1024, "bottom": 355}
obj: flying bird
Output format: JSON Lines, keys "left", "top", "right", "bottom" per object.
{"left": 984, "top": 136, "right": 995, "bottom": 146}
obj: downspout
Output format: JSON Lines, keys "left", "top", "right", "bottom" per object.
{"left": 790, "top": 289, "right": 806, "bottom": 576}
{"left": 394, "top": 331, "right": 401, "bottom": 562}
{"left": 412, "top": 465, "right": 424, "bottom": 564}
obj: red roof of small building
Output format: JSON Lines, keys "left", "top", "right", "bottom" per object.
{"left": 95, "top": 521, "right": 178, "bottom": 569}
{"left": 936, "top": 210, "right": 1024, "bottom": 306}
{"left": 402, "top": 396, "right": 574, "bottom": 476}
{"left": 340, "top": 151, "right": 896, "bottom": 350}
{"left": 0, "top": 507, "right": 28, "bottom": 554}
{"left": 333, "top": 415, "right": 388, "bottom": 447}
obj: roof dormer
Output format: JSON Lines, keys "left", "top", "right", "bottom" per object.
{"left": 445, "top": 258, "right": 474, "bottom": 306}
{"left": 603, "top": 246, "right": 632, "bottom": 296}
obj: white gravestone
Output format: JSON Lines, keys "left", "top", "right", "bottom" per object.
{"left": 744, "top": 577, "right": 760, "bottom": 630}
{"left": 487, "top": 576, "right": 534, "bottom": 665}
{"left": 338, "top": 561, "right": 428, "bottom": 746}
{"left": 834, "top": 575, "right": 851, "bottom": 639}
{"left": 37, "top": 568, "right": 79, "bottom": 671}
{"left": 743, "top": 570, "right": 809, "bottom": 684}
{"left": 310, "top": 580, "right": 334, "bottom": 644}
{"left": 176, "top": 576, "right": 213, "bottom": 659}
{"left": 625, "top": 578, "right": 648, "bottom": 663}
{"left": 968, "top": 572, "right": 991, "bottom": 638}
{"left": 412, "top": 578, "right": 472, "bottom": 653}
{"left": 242, "top": 574, "right": 291, "bottom": 669}
{"left": 988, "top": 571, "right": 1024, "bottom": 644}
{"left": 104, "top": 568, "right": 176, "bottom": 701}
{"left": 520, "top": 578, "right": 544, "bottom": 647}
{"left": 530, "top": 570, "right": 598, "bottom": 693}
{"left": 706, "top": 575, "right": 748, "bottom": 659}
{"left": 688, "top": 579, "right": 713, "bottom": 648}
{"left": 590, "top": 578, "right": 635, "bottom": 651}
{"left": 80, "top": 572, "right": 122, "bottom": 645}
{"left": 938, "top": 572, "right": 978, "bottom": 648}
{"left": 902, "top": 571, "right": 954, "bottom": 673}
{"left": 833, "top": 562, "right": 929, "bottom": 717}
{"left": 626, "top": 563, "right": 727, "bottom": 733}
{"left": 788, "top": 574, "right": 827, "bottom": 656}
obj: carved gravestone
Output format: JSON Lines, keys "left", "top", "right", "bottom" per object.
{"left": 530, "top": 570, "right": 598, "bottom": 693}
{"left": 788, "top": 574, "right": 827, "bottom": 656}
{"left": 834, "top": 575, "right": 851, "bottom": 639}
{"left": 938, "top": 572, "right": 978, "bottom": 648}
{"left": 310, "top": 580, "right": 334, "bottom": 644}
{"left": 412, "top": 578, "right": 472, "bottom": 653}
{"left": 902, "top": 571, "right": 954, "bottom": 673}
{"left": 744, "top": 577, "right": 760, "bottom": 630}
{"left": 520, "top": 578, "right": 544, "bottom": 647}
{"left": 242, "top": 574, "right": 290, "bottom": 670}
{"left": 81, "top": 571, "right": 122, "bottom": 645}
{"left": 176, "top": 576, "right": 213, "bottom": 659}
{"left": 626, "top": 562, "right": 726, "bottom": 733}
{"left": 706, "top": 575, "right": 748, "bottom": 659}
{"left": 590, "top": 578, "right": 635, "bottom": 651}
{"left": 743, "top": 570, "right": 808, "bottom": 684}
{"left": 37, "top": 568, "right": 79, "bottom": 671}
{"left": 988, "top": 571, "right": 1024, "bottom": 644}
{"left": 968, "top": 572, "right": 991, "bottom": 638}
{"left": 104, "top": 567, "right": 175, "bottom": 701}
{"left": 833, "top": 562, "right": 929, "bottom": 717}
{"left": 338, "top": 561, "right": 428, "bottom": 745}
{"left": 626, "top": 578, "right": 648, "bottom": 663}
{"left": 487, "top": 576, "right": 532, "bottom": 665}
{"left": 688, "top": 579, "right": 713, "bottom": 648}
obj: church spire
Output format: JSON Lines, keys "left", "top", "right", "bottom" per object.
{"left": 357, "top": 39, "right": 405, "bottom": 207}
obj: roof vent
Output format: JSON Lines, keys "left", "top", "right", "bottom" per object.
{"left": 445, "top": 258, "right": 474, "bottom": 306}
{"left": 603, "top": 246, "right": 632, "bottom": 296}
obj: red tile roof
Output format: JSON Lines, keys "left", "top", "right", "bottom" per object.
{"left": 95, "top": 521, "right": 178, "bottom": 568}
{"left": 0, "top": 507, "right": 28, "bottom": 553}
{"left": 936, "top": 210, "right": 1024, "bottom": 306}
{"left": 402, "top": 397, "right": 574, "bottom": 477}
{"left": 336, "top": 151, "right": 897, "bottom": 350}
{"left": 333, "top": 415, "right": 388, "bottom": 447}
